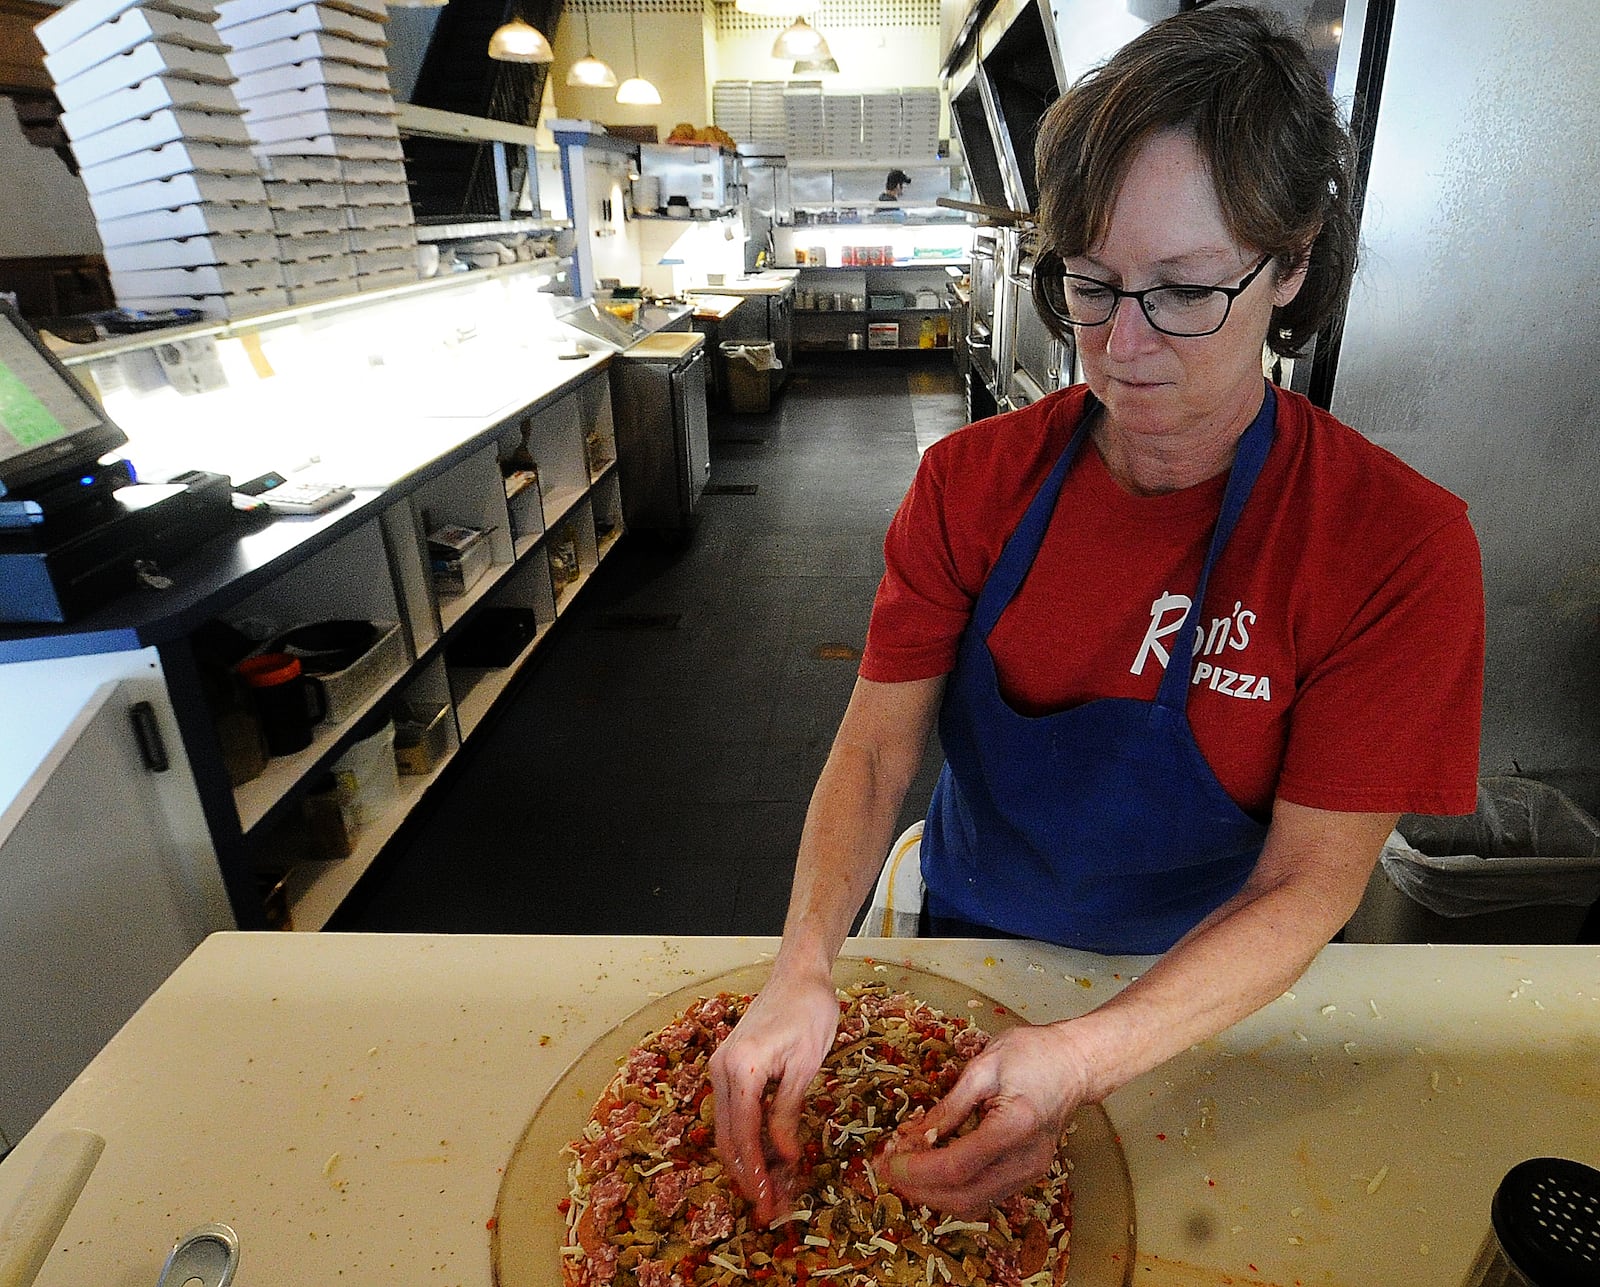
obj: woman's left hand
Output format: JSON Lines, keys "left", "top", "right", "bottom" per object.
{"left": 880, "top": 1022, "right": 1091, "bottom": 1215}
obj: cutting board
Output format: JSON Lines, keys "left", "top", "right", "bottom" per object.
{"left": 492, "top": 956, "right": 1135, "bottom": 1286}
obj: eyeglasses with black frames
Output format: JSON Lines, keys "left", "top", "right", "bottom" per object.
{"left": 1036, "top": 253, "right": 1275, "bottom": 338}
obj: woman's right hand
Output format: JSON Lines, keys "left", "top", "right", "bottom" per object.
{"left": 708, "top": 969, "right": 841, "bottom": 1226}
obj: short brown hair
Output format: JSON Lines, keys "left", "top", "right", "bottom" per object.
{"left": 1031, "top": 5, "right": 1357, "bottom": 357}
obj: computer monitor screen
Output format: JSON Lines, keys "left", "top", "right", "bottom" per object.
{"left": 0, "top": 301, "right": 127, "bottom": 499}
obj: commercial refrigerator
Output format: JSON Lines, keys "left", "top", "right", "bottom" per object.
{"left": 609, "top": 332, "right": 711, "bottom": 538}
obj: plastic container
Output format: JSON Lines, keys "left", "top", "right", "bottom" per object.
{"left": 330, "top": 720, "right": 398, "bottom": 830}
{"left": 394, "top": 703, "right": 452, "bottom": 775}
{"left": 1344, "top": 777, "right": 1600, "bottom": 943}
{"left": 428, "top": 524, "right": 492, "bottom": 597}
{"left": 867, "top": 321, "right": 900, "bottom": 350}
{"left": 720, "top": 341, "right": 778, "bottom": 413}
{"left": 266, "top": 620, "right": 404, "bottom": 726}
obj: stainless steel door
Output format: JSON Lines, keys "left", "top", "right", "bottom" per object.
{"left": 1325, "top": 0, "right": 1600, "bottom": 805}
{"left": 672, "top": 348, "right": 710, "bottom": 515}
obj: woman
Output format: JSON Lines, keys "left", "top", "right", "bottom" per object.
{"left": 710, "top": 6, "right": 1484, "bottom": 1220}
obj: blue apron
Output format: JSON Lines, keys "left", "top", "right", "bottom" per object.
{"left": 921, "top": 386, "right": 1277, "bottom": 954}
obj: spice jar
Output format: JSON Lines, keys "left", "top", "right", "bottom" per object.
{"left": 1463, "top": 1158, "right": 1600, "bottom": 1286}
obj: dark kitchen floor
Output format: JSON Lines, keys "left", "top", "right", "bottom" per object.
{"left": 332, "top": 358, "right": 967, "bottom": 937}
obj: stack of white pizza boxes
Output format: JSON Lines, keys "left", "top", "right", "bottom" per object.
{"left": 37, "top": 0, "right": 286, "bottom": 318}
{"left": 216, "top": 0, "right": 417, "bottom": 301}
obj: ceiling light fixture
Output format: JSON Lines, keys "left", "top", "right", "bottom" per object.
{"left": 565, "top": 8, "right": 618, "bottom": 87}
{"left": 488, "top": 15, "right": 554, "bottom": 62}
{"left": 615, "top": 3, "right": 661, "bottom": 104}
{"left": 792, "top": 55, "right": 838, "bottom": 73}
{"left": 772, "top": 15, "right": 830, "bottom": 60}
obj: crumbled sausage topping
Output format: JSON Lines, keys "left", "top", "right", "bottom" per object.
{"left": 560, "top": 983, "right": 1072, "bottom": 1287}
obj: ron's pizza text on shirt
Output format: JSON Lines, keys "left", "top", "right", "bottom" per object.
{"left": 1133, "top": 593, "right": 1270, "bottom": 701}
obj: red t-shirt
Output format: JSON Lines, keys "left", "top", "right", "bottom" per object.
{"left": 861, "top": 385, "right": 1484, "bottom": 817}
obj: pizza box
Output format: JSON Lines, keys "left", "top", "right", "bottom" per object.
{"left": 252, "top": 131, "right": 402, "bottom": 159}
{"left": 232, "top": 56, "right": 390, "bottom": 97}
{"left": 244, "top": 107, "right": 395, "bottom": 144}
{"left": 218, "top": 5, "right": 385, "bottom": 53}
{"left": 273, "top": 229, "right": 348, "bottom": 260}
{"left": 255, "top": 151, "right": 341, "bottom": 182}
{"left": 215, "top": 0, "right": 384, "bottom": 25}
{"left": 78, "top": 137, "right": 259, "bottom": 195}
{"left": 61, "top": 76, "right": 240, "bottom": 141}
{"left": 343, "top": 201, "right": 410, "bottom": 230}
{"left": 71, "top": 107, "right": 250, "bottom": 169}
{"left": 285, "top": 276, "right": 354, "bottom": 304}
{"left": 44, "top": 10, "right": 225, "bottom": 84}
{"left": 263, "top": 178, "right": 344, "bottom": 209}
{"left": 34, "top": 0, "right": 216, "bottom": 56}
{"left": 345, "top": 224, "right": 414, "bottom": 253}
{"left": 88, "top": 169, "right": 267, "bottom": 221}
{"left": 355, "top": 265, "right": 416, "bottom": 292}
{"left": 340, "top": 178, "right": 407, "bottom": 206}
{"left": 51, "top": 42, "right": 234, "bottom": 112}
{"left": 337, "top": 156, "right": 405, "bottom": 184}
{"left": 103, "top": 230, "right": 279, "bottom": 272}
{"left": 224, "top": 29, "right": 387, "bottom": 74}
{"left": 116, "top": 286, "right": 291, "bottom": 318}
{"left": 96, "top": 199, "right": 276, "bottom": 246}
{"left": 239, "top": 83, "right": 394, "bottom": 123}
{"left": 112, "top": 261, "right": 285, "bottom": 298}
{"left": 351, "top": 245, "right": 414, "bottom": 276}
{"left": 270, "top": 204, "right": 345, "bottom": 235}
{"left": 281, "top": 254, "right": 354, "bottom": 288}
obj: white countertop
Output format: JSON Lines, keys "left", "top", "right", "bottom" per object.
{"left": 3, "top": 934, "right": 1597, "bottom": 1286}
{"left": 688, "top": 273, "right": 797, "bottom": 297}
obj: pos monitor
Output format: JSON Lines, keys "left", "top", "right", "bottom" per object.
{"left": 0, "top": 299, "right": 129, "bottom": 515}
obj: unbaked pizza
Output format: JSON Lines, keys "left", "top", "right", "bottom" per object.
{"left": 559, "top": 981, "right": 1072, "bottom": 1287}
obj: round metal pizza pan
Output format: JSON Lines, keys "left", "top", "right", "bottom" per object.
{"left": 493, "top": 957, "right": 1135, "bottom": 1287}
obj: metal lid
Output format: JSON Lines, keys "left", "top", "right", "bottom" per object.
{"left": 1492, "top": 1157, "right": 1600, "bottom": 1286}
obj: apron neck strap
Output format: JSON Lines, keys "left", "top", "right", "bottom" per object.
{"left": 1154, "top": 384, "right": 1277, "bottom": 709}
{"left": 972, "top": 402, "right": 1098, "bottom": 636}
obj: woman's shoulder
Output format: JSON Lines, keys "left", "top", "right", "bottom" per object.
{"left": 1274, "top": 387, "right": 1470, "bottom": 532}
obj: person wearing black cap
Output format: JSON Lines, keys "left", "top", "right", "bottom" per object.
{"left": 879, "top": 168, "right": 911, "bottom": 202}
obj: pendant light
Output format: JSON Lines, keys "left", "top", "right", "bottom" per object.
{"left": 565, "top": 8, "right": 617, "bottom": 87}
{"left": 488, "top": 15, "right": 554, "bottom": 62}
{"left": 614, "top": 3, "right": 660, "bottom": 105}
{"left": 792, "top": 56, "right": 839, "bottom": 73}
{"left": 772, "top": 15, "right": 831, "bottom": 60}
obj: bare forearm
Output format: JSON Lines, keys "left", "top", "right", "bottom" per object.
{"left": 775, "top": 676, "right": 944, "bottom": 983}
{"left": 1061, "top": 805, "right": 1398, "bottom": 1103}
{"left": 777, "top": 739, "right": 914, "bottom": 978}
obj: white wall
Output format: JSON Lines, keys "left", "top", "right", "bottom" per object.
{"left": 0, "top": 97, "right": 101, "bottom": 257}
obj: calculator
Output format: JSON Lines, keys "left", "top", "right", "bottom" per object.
{"left": 237, "top": 471, "right": 354, "bottom": 515}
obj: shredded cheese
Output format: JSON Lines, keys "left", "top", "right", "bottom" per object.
{"left": 932, "top": 1220, "right": 990, "bottom": 1235}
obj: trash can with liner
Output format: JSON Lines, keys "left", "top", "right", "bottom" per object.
{"left": 1343, "top": 777, "right": 1600, "bottom": 943}
{"left": 720, "top": 341, "right": 781, "bottom": 413}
